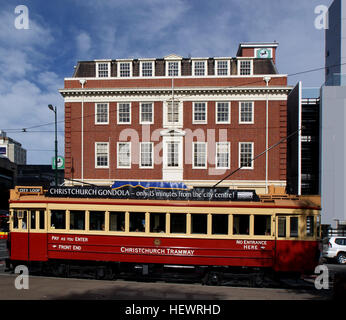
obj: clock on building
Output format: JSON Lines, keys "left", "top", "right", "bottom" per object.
{"left": 256, "top": 48, "right": 272, "bottom": 59}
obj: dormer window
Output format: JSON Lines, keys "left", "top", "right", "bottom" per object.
{"left": 167, "top": 61, "right": 179, "bottom": 76}
{"left": 165, "top": 54, "right": 182, "bottom": 77}
{"left": 238, "top": 59, "right": 253, "bottom": 75}
{"left": 215, "top": 59, "right": 229, "bottom": 76}
{"left": 118, "top": 61, "right": 132, "bottom": 77}
{"left": 140, "top": 60, "right": 154, "bottom": 77}
{"left": 192, "top": 60, "right": 207, "bottom": 76}
{"left": 96, "top": 61, "right": 111, "bottom": 78}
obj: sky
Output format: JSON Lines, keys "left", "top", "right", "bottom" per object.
{"left": 0, "top": 0, "right": 333, "bottom": 165}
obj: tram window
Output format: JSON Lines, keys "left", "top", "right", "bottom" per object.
{"left": 278, "top": 217, "right": 286, "bottom": 237}
{"left": 130, "top": 212, "right": 145, "bottom": 232}
{"left": 150, "top": 213, "right": 166, "bottom": 233}
{"left": 306, "top": 216, "right": 314, "bottom": 236}
{"left": 170, "top": 213, "right": 186, "bottom": 234}
{"left": 51, "top": 210, "right": 66, "bottom": 229}
{"left": 89, "top": 211, "right": 105, "bottom": 231}
{"left": 233, "top": 215, "right": 249, "bottom": 235}
{"left": 21, "top": 211, "right": 27, "bottom": 229}
{"left": 39, "top": 210, "right": 45, "bottom": 229}
{"left": 30, "top": 210, "right": 36, "bottom": 229}
{"left": 254, "top": 215, "right": 271, "bottom": 236}
{"left": 13, "top": 211, "right": 19, "bottom": 229}
{"left": 212, "top": 215, "right": 228, "bottom": 235}
{"left": 290, "top": 217, "right": 299, "bottom": 237}
{"left": 191, "top": 214, "right": 207, "bottom": 234}
{"left": 70, "top": 210, "right": 85, "bottom": 230}
{"left": 109, "top": 212, "right": 125, "bottom": 231}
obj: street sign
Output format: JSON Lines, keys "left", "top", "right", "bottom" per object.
{"left": 52, "top": 156, "right": 65, "bottom": 170}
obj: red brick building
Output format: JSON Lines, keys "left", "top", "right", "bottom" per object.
{"left": 59, "top": 42, "right": 290, "bottom": 194}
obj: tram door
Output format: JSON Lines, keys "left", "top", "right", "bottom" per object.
{"left": 275, "top": 214, "right": 299, "bottom": 239}
{"left": 28, "top": 209, "right": 47, "bottom": 261}
{"left": 274, "top": 214, "right": 300, "bottom": 271}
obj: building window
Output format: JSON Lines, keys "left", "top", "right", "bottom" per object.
{"left": 167, "top": 61, "right": 179, "bottom": 77}
{"left": 140, "top": 142, "right": 153, "bottom": 168}
{"left": 216, "top": 102, "right": 230, "bottom": 124}
{"left": 239, "top": 102, "right": 254, "bottom": 124}
{"left": 95, "top": 142, "right": 109, "bottom": 168}
{"left": 96, "top": 62, "right": 110, "bottom": 78}
{"left": 119, "top": 62, "right": 131, "bottom": 77}
{"left": 140, "top": 102, "right": 153, "bottom": 124}
{"left": 216, "top": 142, "right": 230, "bottom": 169}
{"left": 193, "top": 102, "right": 207, "bottom": 124}
{"left": 239, "top": 142, "right": 253, "bottom": 169}
{"left": 193, "top": 60, "right": 206, "bottom": 76}
{"left": 117, "top": 142, "right": 131, "bottom": 168}
{"left": 95, "top": 103, "right": 109, "bottom": 124}
{"left": 167, "top": 101, "right": 180, "bottom": 123}
{"left": 167, "top": 141, "right": 179, "bottom": 167}
{"left": 117, "top": 103, "right": 131, "bottom": 124}
{"left": 239, "top": 60, "right": 252, "bottom": 75}
{"left": 140, "top": 61, "right": 154, "bottom": 77}
{"left": 193, "top": 142, "right": 207, "bottom": 169}
{"left": 216, "top": 60, "right": 229, "bottom": 76}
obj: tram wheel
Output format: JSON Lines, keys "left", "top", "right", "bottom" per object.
{"left": 207, "top": 272, "right": 222, "bottom": 286}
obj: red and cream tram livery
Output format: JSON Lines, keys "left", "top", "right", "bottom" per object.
{"left": 8, "top": 185, "right": 321, "bottom": 277}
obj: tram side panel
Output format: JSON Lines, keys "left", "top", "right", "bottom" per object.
{"left": 274, "top": 240, "right": 320, "bottom": 273}
{"left": 46, "top": 233, "right": 275, "bottom": 268}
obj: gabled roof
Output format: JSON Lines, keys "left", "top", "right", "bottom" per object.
{"left": 164, "top": 54, "right": 183, "bottom": 60}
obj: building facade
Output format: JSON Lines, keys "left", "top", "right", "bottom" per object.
{"left": 60, "top": 43, "right": 290, "bottom": 194}
{"left": 286, "top": 84, "right": 320, "bottom": 196}
{"left": 320, "top": 0, "right": 346, "bottom": 226}
{"left": 0, "top": 131, "right": 26, "bottom": 165}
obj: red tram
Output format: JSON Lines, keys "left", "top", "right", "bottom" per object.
{"left": 8, "top": 185, "right": 321, "bottom": 283}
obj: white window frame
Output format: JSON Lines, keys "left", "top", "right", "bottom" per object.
{"left": 117, "top": 102, "right": 131, "bottom": 124}
{"left": 95, "top": 142, "right": 109, "bottom": 168}
{"left": 95, "top": 103, "right": 109, "bottom": 125}
{"left": 216, "top": 142, "right": 230, "bottom": 169}
{"left": 96, "top": 61, "right": 111, "bottom": 78}
{"left": 139, "top": 142, "right": 154, "bottom": 169}
{"left": 140, "top": 60, "right": 155, "bottom": 77}
{"left": 192, "top": 142, "right": 207, "bottom": 169}
{"left": 239, "top": 142, "right": 254, "bottom": 170}
{"left": 164, "top": 140, "right": 182, "bottom": 169}
{"left": 192, "top": 60, "right": 207, "bottom": 76}
{"left": 163, "top": 100, "right": 183, "bottom": 128}
{"left": 166, "top": 61, "right": 181, "bottom": 77}
{"left": 117, "top": 142, "right": 131, "bottom": 169}
{"left": 216, "top": 102, "right": 230, "bottom": 124}
{"left": 140, "top": 102, "right": 154, "bottom": 124}
{"left": 239, "top": 101, "right": 254, "bottom": 124}
{"left": 117, "top": 60, "right": 132, "bottom": 77}
{"left": 238, "top": 59, "right": 253, "bottom": 76}
{"left": 215, "top": 59, "right": 230, "bottom": 76}
{"left": 193, "top": 102, "right": 207, "bottom": 124}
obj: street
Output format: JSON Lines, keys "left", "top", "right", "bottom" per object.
{"left": 0, "top": 272, "right": 331, "bottom": 300}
